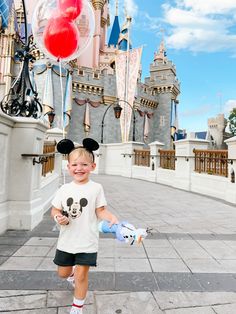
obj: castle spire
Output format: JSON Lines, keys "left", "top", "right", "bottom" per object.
{"left": 154, "top": 29, "right": 167, "bottom": 63}
{"left": 108, "top": 0, "right": 120, "bottom": 47}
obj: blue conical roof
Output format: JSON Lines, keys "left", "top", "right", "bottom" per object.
{"left": 108, "top": 15, "right": 120, "bottom": 47}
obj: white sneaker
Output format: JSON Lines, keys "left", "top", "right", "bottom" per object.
{"left": 67, "top": 266, "right": 75, "bottom": 287}
{"left": 67, "top": 272, "right": 75, "bottom": 287}
{"left": 70, "top": 304, "right": 83, "bottom": 314}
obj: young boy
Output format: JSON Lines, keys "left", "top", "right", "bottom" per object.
{"left": 51, "top": 144, "right": 118, "bottom": 314}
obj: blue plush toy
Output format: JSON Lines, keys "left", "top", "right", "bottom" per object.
{"left": 98, "top": 220, "right": 150, "bottom": 245}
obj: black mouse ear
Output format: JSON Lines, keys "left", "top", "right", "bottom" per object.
{"left": 57, "top": 139, "right": 75, "bottom": 154}
{"left": 82, "top": 138, "right": 99, "bottom": 152}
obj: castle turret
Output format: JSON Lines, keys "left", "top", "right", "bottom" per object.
{"left": 148, "top": 40, "right": 180, "bottom": 148}
{"left": 208, "top": 113, "right": 227, "bottom": 149}
{"left": 91, "top": 0, "right": 105, "bottom": 67}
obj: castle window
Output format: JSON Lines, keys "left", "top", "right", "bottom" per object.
{"left": 78, "top": 70, "right": 84, "bottom": 76}
{"left": 160, "top": 115, "right": 165, "bottom": 127}
{"left": 93, "top": 72, "right": 100, "bottom": 79}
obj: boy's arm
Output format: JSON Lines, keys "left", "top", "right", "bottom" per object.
{"left": 96, "top": 206, "right": 119, "bottom": 226}
{"left": 51, "top": 206, "right": 69, "bottom": 225}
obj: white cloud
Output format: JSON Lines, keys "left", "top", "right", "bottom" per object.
{"left": 109, "top": 0, "right": 236, "bottom": 54}
{"left": 138, "top": 12, "right": 162, "bottom": 32}
{"left": 161, "top": 1, "right": 236, "bottom": 53}
{"left": 178, "top": 0, "right": 236, "bottom": 15}
{"left": 224, "top": 99, "right": 236, "bottom": 116}
{"left": 124, "top": 0, "right": 138, "bottom": 17}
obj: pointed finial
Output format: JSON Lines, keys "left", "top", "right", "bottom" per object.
{"left": 160, "top": 28, "right": 165, "bottom": 41}
{"left": 154, "top": 29, "right": 167, "bottom": 63}
{"left": 115, "top": 0, "right": 119, "bottom": 16}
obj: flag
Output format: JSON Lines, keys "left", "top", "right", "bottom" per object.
{"left": 83, "top": 102, "right": 90, "bottom": 136}
{"left": 42, "top": 65, "right": 54, "bottom": 115}
{"left": 144, "top": 114, "right": 149, "bottom": 142}
{"left": 63, "top": 71, "right": 72, "bottom": 128}
{"left": 115, "top": 47, "right": 142, "bottom": 142}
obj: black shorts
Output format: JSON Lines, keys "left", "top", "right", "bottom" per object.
{"left": 53, "top": 249, "right": 97, "bottom": 267}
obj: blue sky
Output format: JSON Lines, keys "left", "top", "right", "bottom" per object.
{"left": 108, "top": 0, "right": 236, "bottom": 132}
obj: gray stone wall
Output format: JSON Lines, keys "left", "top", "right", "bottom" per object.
{"left": 32, "top": 53, "right": 180, "bottom": 147}
{"left": 153, "top": 94, "right": 172, "bottom": 148}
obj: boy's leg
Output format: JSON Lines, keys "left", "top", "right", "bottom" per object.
{"left": 57, "top": 266, "right": 74, "bottom": 279}
{"left": 70, "top": 265, "right": 90, "bottom": 313}
{"left": 74, "top": 265, "right": 90, "bottom": 299}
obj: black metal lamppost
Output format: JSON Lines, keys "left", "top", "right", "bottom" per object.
{"left": 44, "top": 110, "right": 56, "bottom": 128}
{"left": 100, "top": 99, "right": 136, "bottom": 144}
{"left": 0, "top": 0, "right": 42, "bottom": 118}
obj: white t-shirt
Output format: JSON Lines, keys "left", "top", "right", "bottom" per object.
{"left": 52, "top": 180, "right": 107, "bottom": 254}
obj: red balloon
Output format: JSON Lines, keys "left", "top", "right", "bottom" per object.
{"left": 57, "top": 0, "right": 83, "bottom": 20}
{"left": 43, "top": 16, "right": 79, "bottom": 59}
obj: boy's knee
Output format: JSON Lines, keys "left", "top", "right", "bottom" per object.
{"left": 57, "top": 267, "right": 73, "bottom": 278}
{"left": 58, "top": 272, "right": 68, "bottom": 279}
{"left": 75, "top": 266, "right": 89, "bottom": 282}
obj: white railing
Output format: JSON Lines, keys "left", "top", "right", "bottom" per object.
{"left": 94, "top": 137, "right": 236, "bottom": 206}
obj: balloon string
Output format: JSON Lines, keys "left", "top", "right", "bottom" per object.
{"left": 59, "top": 59, "right": 66, "bottom": 185}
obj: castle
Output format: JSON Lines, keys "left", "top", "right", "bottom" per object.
{"left": 0, "top": 0, "right": 180, "bottom": 148}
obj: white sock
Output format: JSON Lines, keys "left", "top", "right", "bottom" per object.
{"left": 72, "top": 297, "right": 85, "bottom": 309}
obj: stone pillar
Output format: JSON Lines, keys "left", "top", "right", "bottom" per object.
{"left": 8, "top": 118, "right": 47, "bottom": 230}
{"left": 149, "top": 141, "right": 165, "bottom": 170}
{"left": 225, "top": 136, "right": 236, "bottom": 203}
{"left": 121, "top": 142, "right": 144, "bottom": 178}
{"left": 173, "top": 138, "right": 209, "bottom": 190}
{"left": 0, "top": 114, "right": 14, "bottom": 234}
{"left": 93, "top": 144, "right": 106, "bottom": 174}
{"left": 148, "top": 141, "right": 165, "bottom": 182}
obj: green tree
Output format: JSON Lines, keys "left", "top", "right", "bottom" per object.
{"left": 228, "top": 108, "right": 236, "bottom": 135}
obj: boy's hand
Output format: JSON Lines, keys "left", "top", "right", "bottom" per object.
{"left": 55, "top": 214, "right": 69, "bottom": 225}
{"left": 109, "top": 215, "right": 119, "bottom": 227}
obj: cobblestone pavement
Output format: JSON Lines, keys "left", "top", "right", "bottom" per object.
{"left": 1, "top": 174, "right": 236, "bottom": 313}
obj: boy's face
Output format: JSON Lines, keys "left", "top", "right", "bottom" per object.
{"left": 67, "top": 152, "right": 96, "bottom": 184}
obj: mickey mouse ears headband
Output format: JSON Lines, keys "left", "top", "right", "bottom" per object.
{"left": 57, "top": 138, "right": 99, "bottom": 155}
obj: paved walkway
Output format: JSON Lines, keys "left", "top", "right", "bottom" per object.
{"left": 1, "top": 174, "right": 236, "bottom": 313}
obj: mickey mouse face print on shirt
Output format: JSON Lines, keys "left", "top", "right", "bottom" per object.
{"left": 66, "top": 197, "right": 88, "bottom": 219}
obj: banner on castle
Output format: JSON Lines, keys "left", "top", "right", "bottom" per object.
{"left": 42, "top": 66, "right": 54, "bottom": 115}
{"left": 63, "top": 71, "right": 73, "bottom": 128}
{"left": 115, "top": 47, "right": 142, "bottom": 142}
{"left": 83, "top": 102, "right": 90, "bottom": 136}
